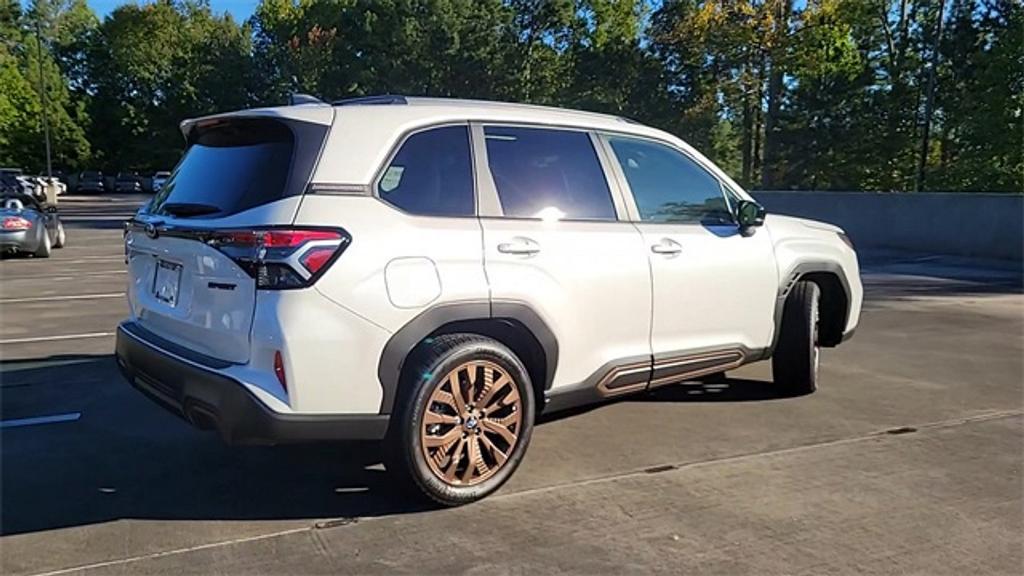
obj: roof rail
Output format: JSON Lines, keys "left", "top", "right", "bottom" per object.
{"left": 332, "top": 95, "right": 408, "bottom": 106}
{"left": 289, "top": 93, "right": 326, "bottom": 106}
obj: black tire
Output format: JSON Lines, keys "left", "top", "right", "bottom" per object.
{"left": 772, "top": 281, "right": 820, "bottom": 394}
{"left": 33, "top": 228, "right": 51, "bottom": 258}
{"left": 53, "top": 222, "right": 66, "bottom": 248}
{"left": 385, "top": 333, "right": 535, "bottom": 506}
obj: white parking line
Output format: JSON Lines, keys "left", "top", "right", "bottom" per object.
{"left": 0, "top": 332, "right": 114, "bottom": 345}
{"left": 0, "top": 292, "right": 124, "bottom": 304}
{"left": 2, "top": 270, "right": 126, "bottom": 281}
{"left": 43, "top": 256, "right": 125, "bottom": 263}
{"left": 0, "top": 412, "right": 81, "bottom": 429}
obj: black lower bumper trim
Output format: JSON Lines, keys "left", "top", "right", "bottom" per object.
{"left": 115, "top": 322, "right": 389, "bottom": 444}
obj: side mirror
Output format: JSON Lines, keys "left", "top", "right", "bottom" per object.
{"left": 736, "top": 200, "right": 765, "bottom": 230}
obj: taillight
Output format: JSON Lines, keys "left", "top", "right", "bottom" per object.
{"left": 273, "top": 350, "right": 287, "bottom": 393}
{"left": 207, "top": 228, "right": 350, "bottom": 290}
{"left": 2, "top": 216, "right": 32, "bottom": 231}
{"left": 298, "top": 246, "right": 336, "bottom": 274}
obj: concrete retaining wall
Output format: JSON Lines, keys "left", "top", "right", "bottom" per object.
{"left": 752, "top": 191, "right": 1024, "bottom": 261}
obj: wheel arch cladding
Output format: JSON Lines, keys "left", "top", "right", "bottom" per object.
{"left": 376, "top": 300, "right": 558, "bottom": 414}
{"left": 794, "top": 269, "right": 849, "bottom": 347}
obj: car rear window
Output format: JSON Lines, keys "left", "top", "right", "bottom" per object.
{"left": 149, "top": 118, "right": 325, "bottom": 218}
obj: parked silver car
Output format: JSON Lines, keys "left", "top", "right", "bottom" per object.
{"left": 0, "top": 188, "right": 66, "bottom": 257}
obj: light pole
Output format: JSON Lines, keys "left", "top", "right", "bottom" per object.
{"left": 34, "top": 18, "right": 53, "bottom": 178}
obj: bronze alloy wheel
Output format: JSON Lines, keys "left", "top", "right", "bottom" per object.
{"left": 420, "top": 360, "right": 523, "bottom": 486}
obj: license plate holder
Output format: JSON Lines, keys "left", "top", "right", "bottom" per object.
{"left": 152, "top": 259, "right": 182, "bottom": 307}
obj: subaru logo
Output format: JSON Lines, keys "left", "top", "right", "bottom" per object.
{"left": 144, "top": 223, "right": 158, "bottom": 239}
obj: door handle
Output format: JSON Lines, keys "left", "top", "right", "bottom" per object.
{"left": 650, "top": 238, "right": 682, "bottom": 255}
{"left": 497, "top": 237, "right": 541, "bottom": 255}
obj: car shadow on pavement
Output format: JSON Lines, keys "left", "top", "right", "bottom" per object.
{"left": 0, "top": 354, "right": 433, "bottom": 537}
{"left": 1, "top": 357, "right": 802, "bottom": 537}
{"left": 636, "top": 376, "right": 811, "bottom": 403}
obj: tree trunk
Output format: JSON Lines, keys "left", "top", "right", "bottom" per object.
{"left": 916, "top": 0, "right": 947, "bottom": 192}
{"left": 753, "top": 79, "right": 763, "bottom": 187}
{"left": 741, "top": 87, "right": 753, "bottom": 185}
{"left": 761, "top": 0, "right": 792, "bottom": 190}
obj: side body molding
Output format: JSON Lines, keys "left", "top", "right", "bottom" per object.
{"left": 376, "top": 299, "right": 558, "bottom": 414}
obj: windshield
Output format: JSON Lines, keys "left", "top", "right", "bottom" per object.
{"left": 149, "top": 119, "right": 296, "bottom": 218}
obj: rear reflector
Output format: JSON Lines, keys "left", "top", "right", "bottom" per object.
{"left": 2, "top": 216, "right": 32, "bottom": 231}
{"left": 273, "top": 350, "right": 287, "bottom": 393}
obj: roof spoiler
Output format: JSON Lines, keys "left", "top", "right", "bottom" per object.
{"left": 289, "top": 93, "right": 325, "bottom": 106}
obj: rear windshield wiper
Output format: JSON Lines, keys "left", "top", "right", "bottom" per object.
{"left": 160, "top": 202, "right": 221, "bottom": 217}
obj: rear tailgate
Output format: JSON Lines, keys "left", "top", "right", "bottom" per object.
{"left": 125, "top": 110, "right": 332, "bottom": 364}
{"left": 126, "top": 229, "right": 257, "bottom": 363}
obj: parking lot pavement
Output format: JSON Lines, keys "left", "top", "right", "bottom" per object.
{"left": 1, "top": 195, "right": 1021, "bottom": 575}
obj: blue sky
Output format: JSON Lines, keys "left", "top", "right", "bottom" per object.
{"left": 84, "top": 0, "right": 260, "bottom": 21}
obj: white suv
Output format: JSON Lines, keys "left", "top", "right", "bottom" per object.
{"left": 116, "top": 96, "right": 861, "bottom": 505}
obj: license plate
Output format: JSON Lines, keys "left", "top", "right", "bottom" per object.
{"left": 153, "top": 259, "right": 182, "bottom": 307}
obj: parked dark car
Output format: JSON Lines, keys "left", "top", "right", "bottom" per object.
{"left": 78, "top": 171, "right": 105, "bottom": 193}
{"left": 0, "top": 173, "right": 65, "bottom": 257}
{"left": 0, "top": 169, "right": 38, "bottom": 197}
{"left": 114, "top": 172, "right": 143, "bottom": 193}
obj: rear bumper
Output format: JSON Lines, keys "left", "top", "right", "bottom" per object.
{"left": 0, "top": 230, "right": 38, "bottom": 251}
{"left": 115, "top": 322, "right": 389, "bottom": 444}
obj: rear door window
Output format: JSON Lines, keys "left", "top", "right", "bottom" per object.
{"left": 150, "top": 119, "right": 324, "bottom": 218}
{"left": 377, "top": 125, "right": 475, "bottom": 216}
{"left": 484, "top": 126, "right": 616, "bottom": 221}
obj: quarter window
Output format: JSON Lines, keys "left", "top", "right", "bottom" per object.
{"left": 377, "top": 126, "right": 474, "bottom": 217}
{"left": 608, "top": 137, "right": 733, "bottom": 224}
{"left": 484, "top": 126, "right": 616, "bottom": 220}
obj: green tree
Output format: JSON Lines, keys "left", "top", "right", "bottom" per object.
{"left": 86, "top": 0, "right": 254, "bottom": 171}
{"left": 0, "top": 0, "right": 91, "bottom": 172}
{"left": 562, "top": 0, "right": 672, "bottom": 125}
{"left": 251, "top": 0, "right": 520, "bottom": 104}
{"left": 930, "top": 0, "right": 1023, "bottom": 192}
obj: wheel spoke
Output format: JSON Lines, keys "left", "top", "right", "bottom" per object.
{"left": 424, "top": 411, "right": 458, "bottom": 426}
{"left": 497, "top": 383, "right": 520, "bottom": 409}
{"left": 487, "top": 412, "right": 519, "bottom": 429}
{"left": 423, "top": 426, "right": 461, "bottom": 448}
{"left": 432, "top": 390, "right": 458, "bottom": 410}
{"left": 443, "top": 437, "right": 467, "bottom": 482}
{"left": 448, "top": 372, "right": 467, "bottom": 415}
{"left": 462, "top": 434, "right": 480, "bottom": 483}
{"left": 474, "top": 366, "right": 495, "bottom": 404}
{"left": 431, "top": 438, "right": 456, "bottom": 469}
{"left": 481, "top": 417, "right": 518, "bottom": 445}
{"left": 465, "top": 362, "right": 482, "bottom": 404}
{"left": 478, "top": 432, "right": 508, "bottom": 465}
{"left": 478, "top": 375, "right": 510, "bottom": 408}
{"left": 472, "top": 436, "right": 491, "bottom": 475}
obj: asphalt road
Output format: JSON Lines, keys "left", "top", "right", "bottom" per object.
{"left": 1, "top": 195, "right": 1021, "bottom": 575}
